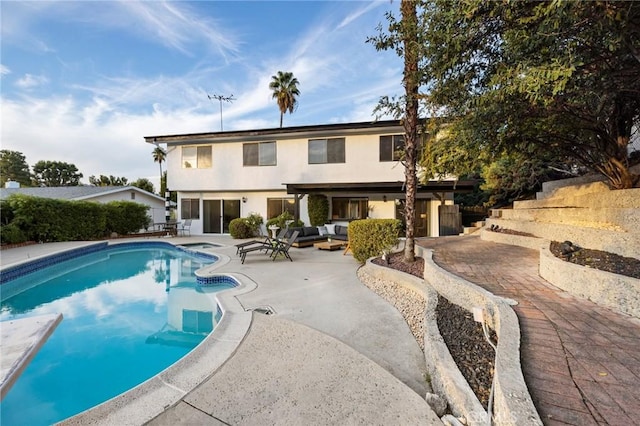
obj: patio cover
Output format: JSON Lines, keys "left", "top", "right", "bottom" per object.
{"left": 285, "top": 180, "right": 477, "bottom": 195}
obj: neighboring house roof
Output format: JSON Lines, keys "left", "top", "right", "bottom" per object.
{"left": 0, "top": 186, "right": 165, "bottom": 202}
{"left": 145, "top": 119, "right": 405, "bottom": 145}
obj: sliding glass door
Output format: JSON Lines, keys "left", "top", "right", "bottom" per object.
{"left": 203, "top": 199, "right": 240, "bottom": 234}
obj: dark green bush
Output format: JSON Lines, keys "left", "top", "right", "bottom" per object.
{"left": 2, "top": 194, "right": 150, "bottom": 242}
{"left": 349, "top": 219, "right": 402, "bottom": 264}
{"left": 308, "top": 194, "right": 329, "bottom": 226}
{"left": 229, "top": 218, "right": 253, "bottom": 239}
{"left": 104, "top": 201, "right": 150, "bottom": 235}
{"left": 0, "top": 223, "right": 28, "bottom": 245}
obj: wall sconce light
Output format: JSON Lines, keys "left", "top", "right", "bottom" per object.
{"left": 382, "top": 195, "right": 387, "bottom": 202}
{"left": 242, "top": 196, "right": 247, "bottom": 203}
{"left": 395, "top": 199, "right": 402, "bottom": 206}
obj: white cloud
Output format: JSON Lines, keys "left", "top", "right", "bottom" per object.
{"left": 0, "top": 64, "right": 10, "bottom": 75}
{"left": 15, "top": 73, "right": 49, "bottom": 89}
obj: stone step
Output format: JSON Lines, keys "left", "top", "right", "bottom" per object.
{"left": 484, "top": 218, "right": 638, "bottom": 258}
{"left": 515, "top": 187, "right": 640, "bottom": 210}
{"left": 496, "top": 207, "right": 638, "bottom": 233}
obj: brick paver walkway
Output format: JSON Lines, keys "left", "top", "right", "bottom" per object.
{"left": 417, "top": 235, "right": 640, "bottom": 426}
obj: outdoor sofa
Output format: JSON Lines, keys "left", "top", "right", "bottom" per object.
{"left": 285, "top": 224, "right": 349, "bottom": 248}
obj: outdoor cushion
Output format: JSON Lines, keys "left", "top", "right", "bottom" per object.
{"left": 324, "top": 224, "right": 336, "bottom": 234}
{"left": 335, "top": 225, "right": 348, "bottom": 236}
{"left": 302, "top": 226, "right": 319, "bottom": 236}
{"left": 317, "top": 226, "right": 328, "bottom": 236}
{"left": 286, "top": 227, "right": 303, "bottom": 239}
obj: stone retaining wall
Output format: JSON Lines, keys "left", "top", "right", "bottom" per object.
{"left": 361, "top": 248, "right": 542, "bottom": 426}
{"left": 539, "top": 247, "right": 640, "bottom": 319}
{"left": 480, "top": 229, "right": 548, "bottom": 251}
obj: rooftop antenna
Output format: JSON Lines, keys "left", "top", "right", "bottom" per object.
{"left": 207, "top": 93, "right": 235, "bottom": 131}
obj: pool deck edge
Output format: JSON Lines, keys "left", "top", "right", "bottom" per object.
{"left": 0, "top": 313, "right": 63, "bottom": 400}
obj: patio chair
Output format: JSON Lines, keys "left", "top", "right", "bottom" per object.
{"left": 235, "top": 226, "right": 286, "bottom": 255}
{"left": 239, "top": 230, "right": 298, "bottom": 264}
{"left": 269, "top": 230, "right": 299, "bottom": 262}
{"left": 177, "top": 219, "right": 192, "bottom": 236}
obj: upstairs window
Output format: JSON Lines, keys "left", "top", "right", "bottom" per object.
{"left": 380, "top": 135, "right": 405, "bottom": 161}
{"left": 308, "top": 138, "right": 345, "bottom": 164}
{"left": 243, "top": 141, "right": 276, "bottom": 166}
{"left": 182, "top": 146, "right": 212, "bottom": 168}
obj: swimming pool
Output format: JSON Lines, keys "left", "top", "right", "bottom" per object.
{"left": 0, "top": 242, "right": 235, "bottom": 425}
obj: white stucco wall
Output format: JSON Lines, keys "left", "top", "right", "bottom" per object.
{"left": 166, "top": 133, "right": 407, "bottom": 192}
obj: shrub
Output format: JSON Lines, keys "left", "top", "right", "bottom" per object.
{"left": 245, "top": 212, "right": 264, "bottom": 236}
{"left": 229, "top": 218, "right": 253, "bottom": 239}
{"left": 0, "top": 223, "right": 28, "bottom": 245}
{"left": 266, "top": 211, "right": 303, "bottom": 229}
{"left": 2, "top": 194, "right": 152, "bottom": 242}
{"left": 308, "top": 194, "right": 329, "bottom": 226}
{"left": 349, "top": 218, "right": 402, "bottom": 264}
{"left": 104, "top": 201, "right": 150, "bottom": 235}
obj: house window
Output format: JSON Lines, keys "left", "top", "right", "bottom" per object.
{"left": 308, "top": 138, "right": 345, "bottom": 164}
{"left": 243, "top": 141, "right": 276, "bottom": 166}
{"left": 331, "top": 197, "right": 368, "bottom": 220}
{"left": 267, "top": 198, "right": 296, "bottom": 219}
{"left": 182, "top": 146, "right": 212, "bottom": 168}
{"left": 380, "top": 135, "right": 405, "bottom": 161}
{"left": 130, "top": 192, "right": 135, "bottom": 200}
{"left": 181, "top": 198, "right": 200, "bottom": 219}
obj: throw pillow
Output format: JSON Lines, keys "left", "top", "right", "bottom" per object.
{"left": 317, "top": 226, "right": 328, "bottom": 236}
{"left": 324, "top": 223, "right": 336, "bottom": 234}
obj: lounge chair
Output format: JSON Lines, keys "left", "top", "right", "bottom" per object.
{"left": 239, "top": 230, "right": 298, "bottom": 264}
{"left": 235, "top": 226, "right": 285, "bottom": 255}
{"left": 269, "top": 230, "right": 299, "bottom": 262}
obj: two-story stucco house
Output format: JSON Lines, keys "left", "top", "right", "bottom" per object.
{"left": 145, "top": 120, "right": 474, "bottom": 237}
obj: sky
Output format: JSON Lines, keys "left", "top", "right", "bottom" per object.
{"left": 1, "top": 0, "right": 403, "bottom": 191}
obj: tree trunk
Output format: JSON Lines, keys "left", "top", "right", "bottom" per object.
{"left": 401, "top": 0, "right": 420, "bottom": 263}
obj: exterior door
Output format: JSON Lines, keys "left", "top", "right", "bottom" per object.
{"left": 395, "top": 199, "right": 430, "bottom": 237}
{"left": 203, "top": 200, "right": 240, "bottom": 234}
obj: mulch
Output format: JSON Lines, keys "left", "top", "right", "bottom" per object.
{"left": 550, "top": 241, "right": 640, "bottom": 279}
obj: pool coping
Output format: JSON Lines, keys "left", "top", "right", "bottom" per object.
{"left": 0, "top": 313, "right": 63, "bottom": 400}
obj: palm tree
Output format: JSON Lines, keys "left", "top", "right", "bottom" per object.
{"left": 152, "top": 146, "right": 166, "bottom": 193}
{"left": 269, "top": 71, "right": 300, "bottom": 128}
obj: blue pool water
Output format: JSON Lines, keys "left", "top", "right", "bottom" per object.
{"left": 0, "top": 242, "right": 234, "bottom": 425}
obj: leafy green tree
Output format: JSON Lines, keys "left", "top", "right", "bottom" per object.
{"left": 368, "top": 0, "right": 422, "bottom": 262}
{"left": 131, "top": 178, "right": 155, "bottom": 194}
{"left": 269, "top": 71, "right": 300, "bottom": 128}
{"left": 89, "top": 175, "right": 129, "bottom": 186}
{"left": 0, "top": 150, "right": 32, "bottom": 187}
{"left": 32, "top": 161, "right": 83, "bottom": 187}
{"left": 418, "top": 0, "right": 640, "bottom": 189}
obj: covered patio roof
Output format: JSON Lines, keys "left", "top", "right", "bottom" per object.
{"left": 285, "top": 180, "right": 477, "bottom": 195}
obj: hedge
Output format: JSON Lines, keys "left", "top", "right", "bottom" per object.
{"left": 0, "top": 194, "right": 149, "bottom": 243}
{"left": 349, "top": 218, "right": 402, "bottom": 264}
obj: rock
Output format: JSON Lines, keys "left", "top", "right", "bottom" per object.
{"left": 425, "top": 392, "right": 448, "bottom": 417}
{"left": 441, "top": 414, "right": 465, "bottom": 426}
